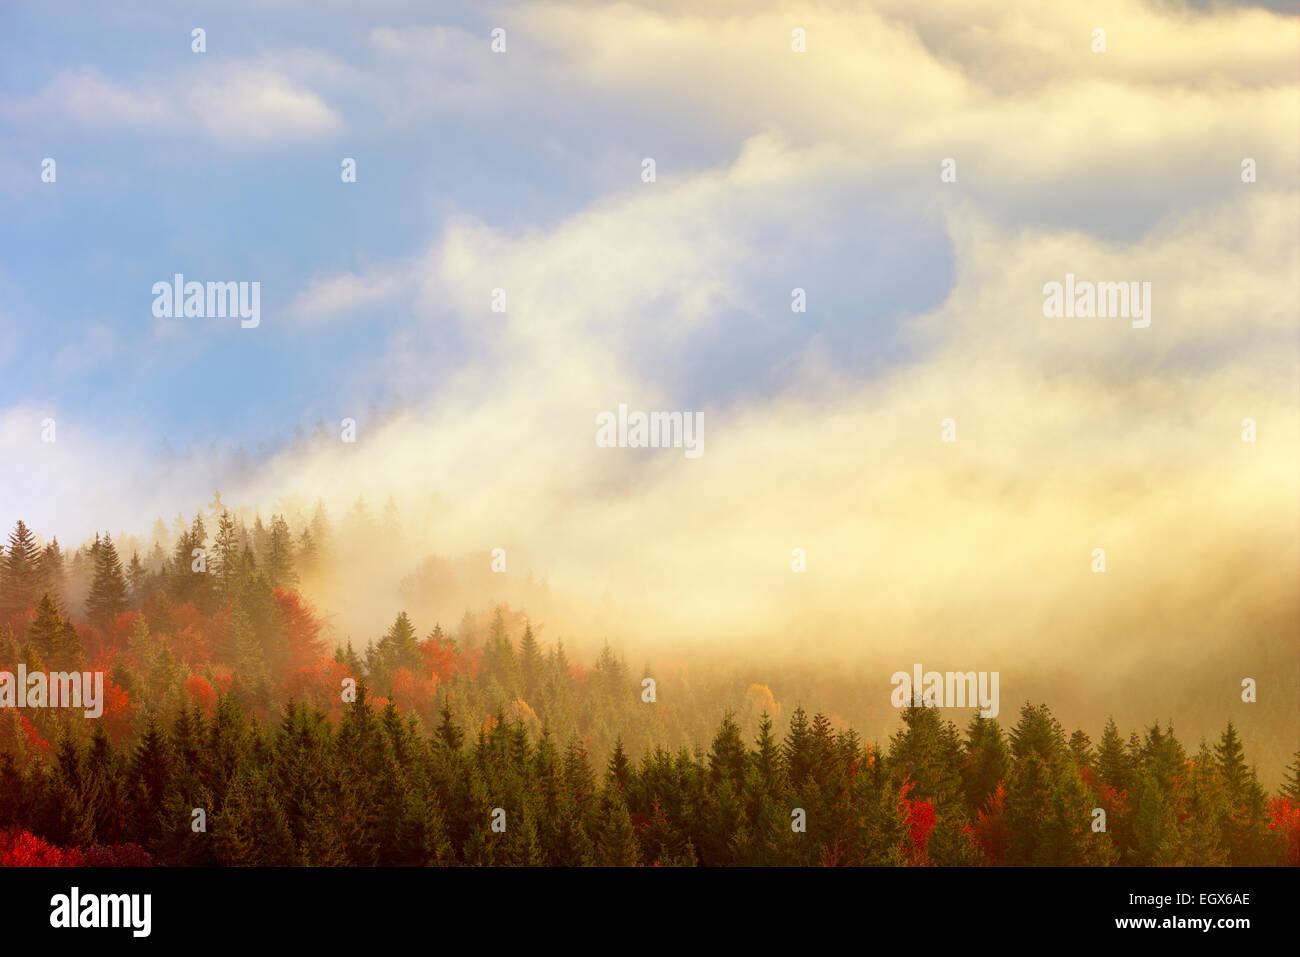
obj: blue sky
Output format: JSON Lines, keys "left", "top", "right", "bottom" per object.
{"left": 0, "top": 1, "right": 960, "bottom": 463}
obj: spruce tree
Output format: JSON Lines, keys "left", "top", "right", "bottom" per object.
{"left": 213, "top": 510, "right": 241, "bottom": 596}
{"left": 264, "top": 514, "right": 297, "bottom": 589}
{"left": 594, "top": 786, "right": 640, "bottom": 866}
{"left": 36, "top": 538, "right": 66, "bottom": 607}
{"left": 126, "top": 551, "right": 147, "bottom": 600}
{"left": 86, "top": 533, "right": 128, "bottom": 629}
{"left": 1282, "top": 751, "right": 1300, "bottom": 801}
{"left": 0, "top": 520, "right": 41, "bottom": 617}
{"left": 963, "top": 712, "right": 1010, "bottom": 814}
{"left": 1214, "top": 722, "right": 1269, "bottom": 864}
{"left": 518, "top": 623, "right": 543, "bottom": 702}
{"left": 26, "top": 594, "right": 63, "bottom": 664}
{"left": 1097, "top": 716, "right": 1132, "bottom": 794}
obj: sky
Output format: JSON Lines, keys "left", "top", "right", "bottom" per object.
{"left": 1, "top": 1, "right": 1297, "bottom": 773}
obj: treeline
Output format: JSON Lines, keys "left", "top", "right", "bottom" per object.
{"left": 1, "top": 693, "right": 1297, "bottom": 866}
{"left": 0, "top": 516, "right": 1297, "bottom": 866}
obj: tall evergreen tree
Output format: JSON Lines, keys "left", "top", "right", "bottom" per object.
{"left": 36, "top": 538, "right": 66, "bottom": 607}
{"left": 264, "top": 515, "right": 297, "bottom": 589}
{"left": 1282, "top": 751, "right": 1300, "bottom": 801}
{"left": 1097, "top": 716, "right": 1132, "bottom": 794}
{"left": 213, "top": 510, "right": 241, "bottom": 596}
{"left": 518, "top": 623, "right": 543, "bottom": 702}
{"left": 0, "top": 520, "right": 41, "bottom": 617}
{"left": 963, "top": 712, "right": 1011, "bottom": 814}
{"left": 86, "top": 533, "right": 128, "bottom": 629}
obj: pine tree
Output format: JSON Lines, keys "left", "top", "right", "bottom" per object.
{"left": 296, "top": 527, "right": 317, "bottom": 575}
{"left": 1131, "top": 769, "right": 1179, "bottom": 865}
{"left": 1008, "top": 702, "right": 1068, "bottom": 771}
{"left": 27, "top": 594, "right": 63, "bottom": 664}
{"left": 783, "top": 706, "right": 814, "bottom": 791}
{"left": 126, "top": 551, "right": 147, "bottom": 600}
{"left": 707, "top": 712, "right": 748, "bottom": 795}
{"left": 0, "top": 520, "right": 41, "bottom": 617}
{"left": 1178, "top": 741, "right": 1228, "bottom": 865}
{"left": 308, "top": 501, "right": 332, "bottom": 566}
{"left": 1068, "top": 729, "right": 1096, "bottom": 770}
{"left": 213, "top": 510, "right": 241, "bottom": 596}
{"left": 264, "top": 514, "right": 297, "bottom": 589}
{"left": 1214, "top": 722, "right": 1269, "bottom": 864}
{"left": 36, "top": 538, "right": 66, "bottom": 607}
{"left": 887, "top": 702, "right": 963, "bottom": 809}
{"left": 482, "top": 608, "right": 519, "bottom": 695}
{"left": 594, "top": 785, "right": 640, "bottom": 866}
{"left": 170, "top": 513, "right": 211, "bottom": 608}
{"left": 1282, "top": 751, "right": 1300, "bottom": 801}
{"left": 518, "top": 623, "right": 543, "bottom": 702}
{"left": 1039, "top": 762, "right": 1116, "bottom": 865}
{"left": 368, "top": 612, "right": 421, "bottom": 691}
{"left": 752, "top": 711, "right": 786, "bottom": 798}
{"left": 1097, "top": 716, "right": 1132, "bottom": 794}
{"left": 86, "top": 533, "right": 128, "bottom": 629}
{"left": 963, "top": 712, "right": 1010, "bottom": 814}
{"left": 128, "top": 713, "right": 174, "bottom": 851}
{"left": 1005, "top": 752, "right": 1053, "bottom": 865}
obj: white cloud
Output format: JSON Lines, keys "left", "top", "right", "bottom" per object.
{"left": 288, "top": 266, "right": 411, "bottom": 321}
{"left": 0, "top": 62, "right": 341, "bottom": 146}
{"left": 187, "top": 65, "right": 342, "bottom": 144}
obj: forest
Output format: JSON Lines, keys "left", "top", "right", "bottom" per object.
{"left": 0, "top": 510, "right": 1296, "bottom": 867}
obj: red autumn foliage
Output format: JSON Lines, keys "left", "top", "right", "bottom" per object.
{"left": 0, "top": 829, "right": 80, "bottom": 866}
{"left": 185, "top": 674, "right": 217, "bottom": 713}
{"left": 0, "top": 829, "right": 152, "bottom": 867}
{"left": 19, "top": 714, "right": 50, "bottom": 757}
{"left": 1267, "top": 797, "right": 1300, "bottom": 867}
{"left": 419, "top": 636, "right": 458, "bottom": 682}
{"left": 173, "top": 624, "right": 210, "bottom": 666}
{"left": 390, "top": 666, "right": 438, "bottom": 724}
{"left": 92, "top": 679, "right": 133, "bottom": 743}
{"left": 898, "top": 781, "right": 936, "bottom": 866}
{"left": 973, "top": 781, "right": 1010, "bottom": 865}
{"left": 274, "top": 588, "right": 326, "bottom": 673}
{"left": 106, "top": 610, "right": 141, "bottom": 649}
{"left": 282, "top": 658, "right": 353, "bottom": 722}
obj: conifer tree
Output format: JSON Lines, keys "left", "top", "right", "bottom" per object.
{"left": 1068, "top": 729, "right": 1096, "bottom": 770}
{"left": 264, "top": 515, "right": 297, "bottom": 589}
{"left": 0, "top": 520, "right": 41, "bottom": 617}
{"left": 1009, "top": 702, "right": 1068, "bottom": 771}
{"left": 783, "top": 705, "right": 814, "bottom": 791}
{"left": 213, "top": 510, "right": 241, "bottom": 596}
{"left": 86, "top": 533, "right": 128, "bottom": 629}
{"left": 36, "top": 538, "right": 65, "bottom": 607}
{"left": 963, "top": 713, "right": 1011, "bottom": 814}
{"left": 128, "top": 713, "right": 174, "bottom": 851}
{"left": 26, "top": 594, "right": 63, "bottom": 664}
{"left": 518, "top": 622, "right": 543, "bottom": 702}
{"left": 1282, "top": 751, "right": 1300, "bottom": 801}
{"left": 1178, "top": 741, "right": 1228, "bottom": 866}
{"left": 595, "top": 785, "right": 639, "bottom": 866}
{"left": 1097, "top": 716, "right": 1132, "bottom": 794}
{"left": 1214, "top": 722, "right": 1269, "bottom": 864}
{"left": 126, "top": 551, "right": 147, "bottom": 600}
{"left": 368, "top": 612, "right": 421, "bottom": 690}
